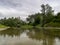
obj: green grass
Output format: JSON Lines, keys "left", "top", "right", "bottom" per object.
{"left": 0, "top": 24, "right": 7, "bottom": 28}
{"left": 44, "top": 22, "right": 60, "bottom": 27}
{"left": 34, "top": 24, "right": 41, "bottom": 28}
{"left": 20, "top": 25, "right": 33, "bottom": 29}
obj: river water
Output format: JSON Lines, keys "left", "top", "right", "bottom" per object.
{"left": 0, "top": 28, "right": 60, "bottom": 45}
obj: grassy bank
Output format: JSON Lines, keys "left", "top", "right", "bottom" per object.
{"left": 20, "top": 24, "right": 60, "bottom": 29}
{"left": 20, "top": 25, "right": 33, "bottom": 29}
{"left": 44, "top": 22, "right": 60, "bottom": 27}
{"left": 0, "top": 24, "right": 8, "bottom": 28}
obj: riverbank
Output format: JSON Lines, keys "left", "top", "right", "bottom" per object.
{"left": 0, "top": 27, "right": 10, "bottom": 31}
{"left": 44, "top": 22, "right": 60, "bottom": 27}
{"left": 20, "top": 25, "right": 60, "bottom": 29}
{"left": 0, "top": 24, "right": 9, "bottom": 31}
{"left": 20, "top": 25, "right": 33, "bottom": 29}
{"left": 0, "top": 24, "right": 60, "bottom": 31}
{"left": 0, "top": 24, "right": 8, "bottom": 28}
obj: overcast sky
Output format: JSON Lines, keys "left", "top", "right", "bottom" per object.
{"left": 0, "top": 0, "right": 60, "bottom": 20}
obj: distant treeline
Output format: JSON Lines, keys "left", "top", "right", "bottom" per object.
{"left": 0, "top": 17, "right": 26, "bottom": 27}
{"left": 0, "top": 4, "right": 60, "bottom": 27}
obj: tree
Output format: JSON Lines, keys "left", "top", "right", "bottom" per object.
{"left": 53, "top": 12, "right": 60, "bottom": 23}
{"left": 26, "top": 13, "right": 41, "bottom": 26}
{"left": 41, "top": 4, "right": 54, "bottom": 27}
{"left": 0, "top": 17, "right": 23, "bottom": 27}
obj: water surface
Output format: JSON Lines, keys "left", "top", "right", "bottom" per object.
{"left": 0, "top": 28, "right": 60, "bottom": 45}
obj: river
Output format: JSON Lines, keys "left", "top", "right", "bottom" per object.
{"left": 0, "top": 28, "right": 60, "bottom": 45}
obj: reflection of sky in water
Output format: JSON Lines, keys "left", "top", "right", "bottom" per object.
{"left": 55, "top": 38, "right": 60, "bottom": 45}
{"left": 0, "top": 33, "right": 40, "bottom": 45}
{"left": 0, "top": 32, "right": 42, "bottom": 45}
{"left": 0, "top": 35, "right": 20, "bottom": 45}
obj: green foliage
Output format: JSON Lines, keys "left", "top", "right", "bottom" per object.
{"left": 41, "top": 4, "right": 54, "bottom": 26}
{"left": 33, "top": 14, "right": 41, "bottom": 26}
{"left": 27, "top": 13, "right": 41, "bottom": 26}
{"left": 0, "top": 17, "right": 25, "bottom": 27}
{"left": 53, "top": 12, "right": 60, "bottom": 23}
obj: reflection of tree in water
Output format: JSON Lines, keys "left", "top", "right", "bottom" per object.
{"left": 27, "top": 29, "right": 42, "bottom": 40}
{"left": 0, "top": 28, "right": 24, "bottom": 37}
{"left": 27, "top": 28, "right": 60, "bottom": 45}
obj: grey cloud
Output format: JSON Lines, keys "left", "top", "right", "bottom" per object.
{"left": 0, "top": 0, "right": 60, "bottom": 20}
{"left": 0, "top": 0, "right": 22, "bottom": 8}
{"left": 0, "top": 13, "right": 4, "bottom": 17}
